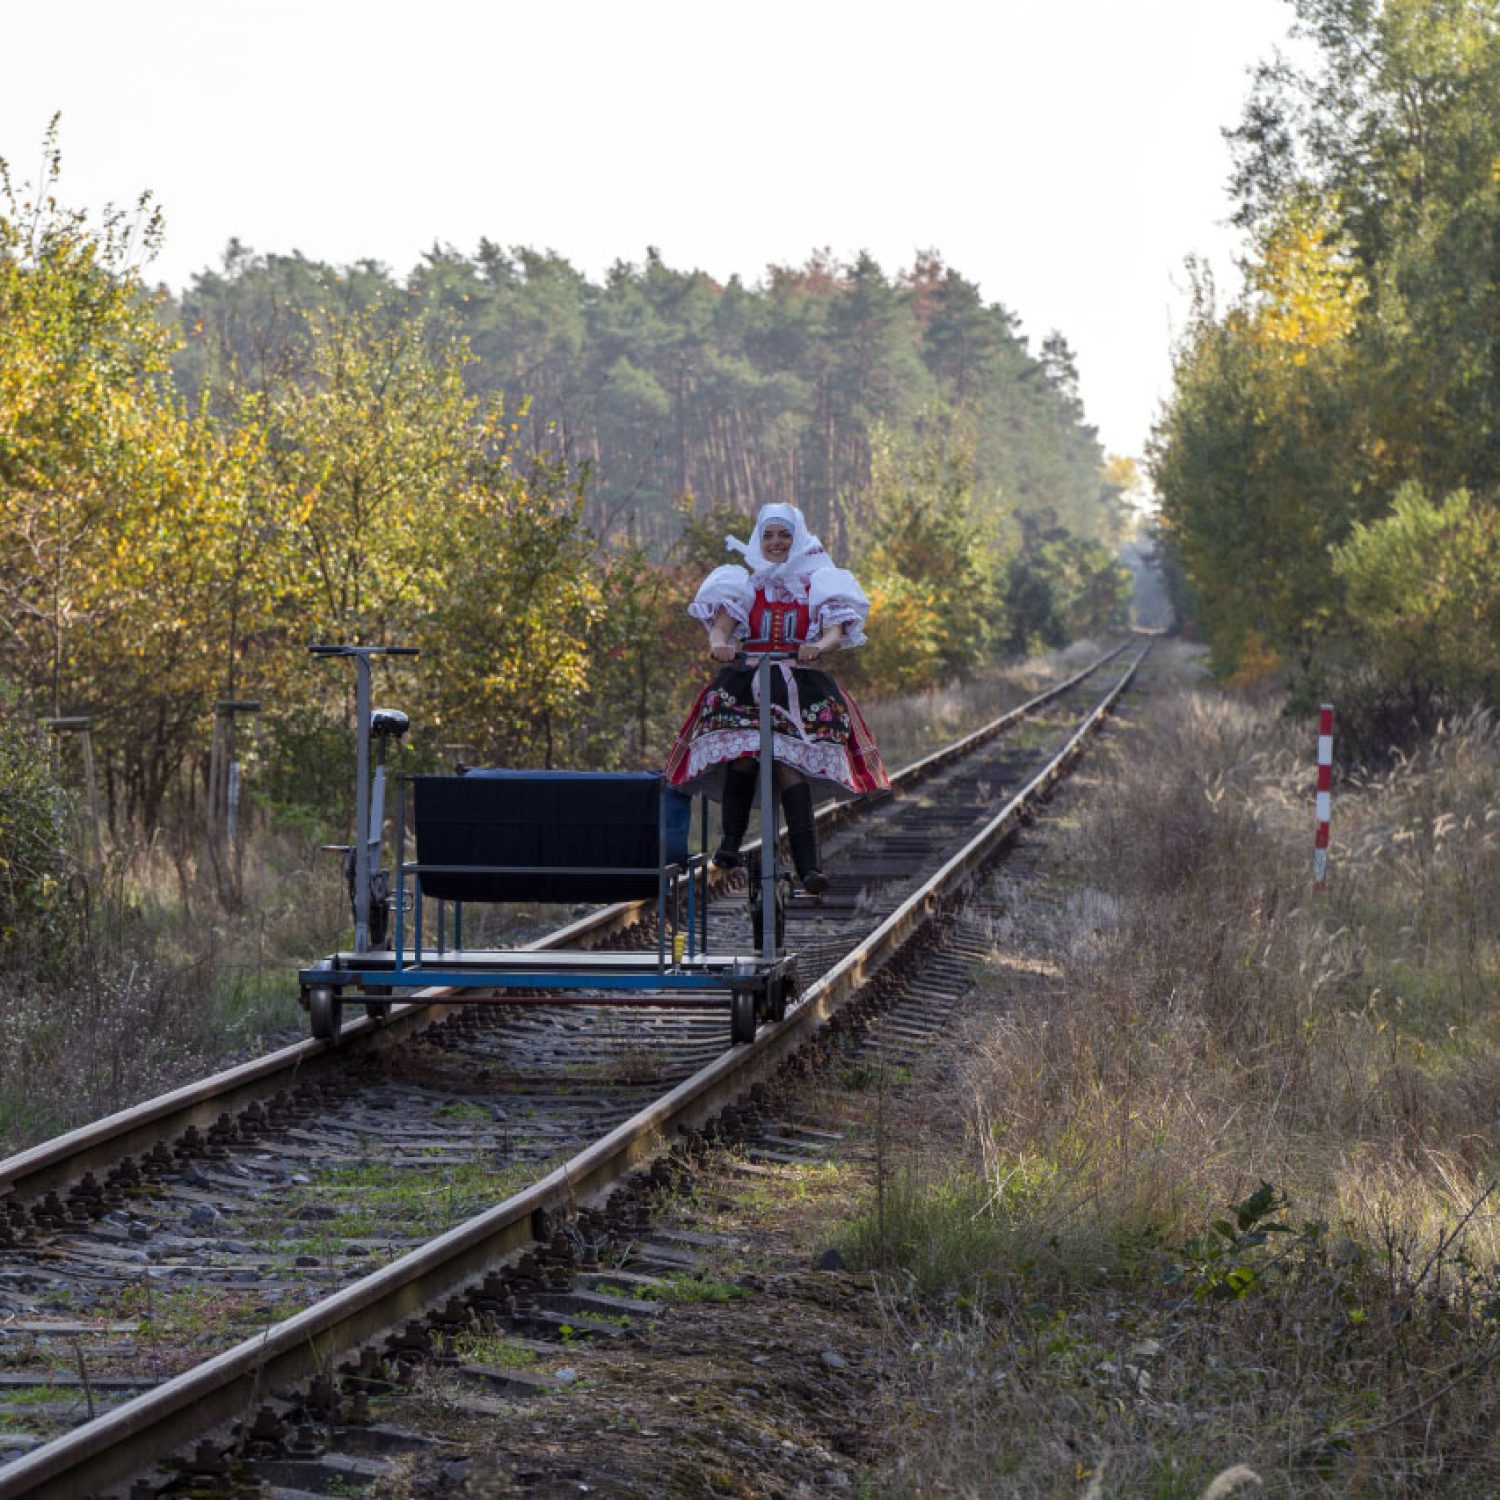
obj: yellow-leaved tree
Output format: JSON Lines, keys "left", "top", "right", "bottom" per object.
{"left": 1244, "top": 201, "right": 1368, "bottom": 365}
{"left": 416, "top": 442, "right": 605, "bottom": 768}
{"left": 1152, "top": 207, "right": 1373, "bottom": 678}
{"left": 0, "top": 126, "right": 273, "bottom": 823}
{"left": 261, "top": 304, "right": 479, "bottom": 651}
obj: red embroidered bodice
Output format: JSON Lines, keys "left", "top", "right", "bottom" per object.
{"left": 746, "top": 589, "right": 810, "bottom": 651}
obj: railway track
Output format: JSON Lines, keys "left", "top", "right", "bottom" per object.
{"left": 0, "top": 641, "right": 1144, "bottom": 1498}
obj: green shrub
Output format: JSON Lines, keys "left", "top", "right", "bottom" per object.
{"left": 0, "top": 704, "right": 74, "bottom": 956}
{"left": 254, "top": 708, "right": 356, "bottom": 831}
{"left": 1315, "top": 483, "right": 1500, "bottom": 756}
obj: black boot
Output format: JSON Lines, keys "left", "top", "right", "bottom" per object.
{"left": 781, "top": 782, "right": 828, "bottom": 895}
{"left": 714, "top": 765, "right": 757, "bottom": 868}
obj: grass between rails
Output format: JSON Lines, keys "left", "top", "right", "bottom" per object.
{"left": 285, "top": 1156, "right": 559, "bottom": 1243}
{"left": 361, "top": 1143, "right": 886, "bottom": 1500}
{"left": 834, "top": 643, "right": 1500, "bottom": 1495}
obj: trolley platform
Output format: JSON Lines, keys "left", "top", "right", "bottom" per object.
{"left": 302, "top": 948, "right": 795, "bottom": 996}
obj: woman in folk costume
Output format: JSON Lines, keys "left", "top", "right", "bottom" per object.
{"left": 664, "top": 502, "right": 889, "bottom": 894}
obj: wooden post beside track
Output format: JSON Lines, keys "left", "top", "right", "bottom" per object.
{"left": 42, "top": 716, "right": 103, "bottom": 868}
{"left": 207, "top": 700, "right": 261, "bottom": 846}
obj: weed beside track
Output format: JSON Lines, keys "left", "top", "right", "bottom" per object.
{"left": 841, "top": 643, "right": 1500, "bottom": 1494}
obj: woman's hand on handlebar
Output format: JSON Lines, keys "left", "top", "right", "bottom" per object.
{"left": 710, "top": 642, "right": 737, "bottom": 663}
{"left": 796, "top": 641, "right": 824, "bottom": 663}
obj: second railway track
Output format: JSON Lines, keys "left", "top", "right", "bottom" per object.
{"left": 0, "top": 641, "right": 1145, "bottom": 1498}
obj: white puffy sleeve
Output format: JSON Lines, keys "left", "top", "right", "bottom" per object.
{"left": 688, "top": 564, "right": 754, "bottom": 636}
{"left": 808, "top": 567, "right": 869, "bottom": 649}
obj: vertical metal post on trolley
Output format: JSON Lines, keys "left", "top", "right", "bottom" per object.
{"left": 757, "top": 653, "right": 777, "bottom": 964}
{"left": 700, "top": 794, "right": 711, "bottom": 957}
{"left": 308, "top": 643, "right": 419, "bottom": 956}
{"left": 352, "top": 652, "right": 373, "bottom": 953}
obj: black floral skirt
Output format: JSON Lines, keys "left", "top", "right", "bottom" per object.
{"left": 664, "top": 661, "right": 889, "bottom": 801}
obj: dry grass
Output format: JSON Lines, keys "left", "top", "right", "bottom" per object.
{"left": 849, "top": 644, "right": 1500, "bottom": 1495}
{"left": 860, "top": 641, "right": 1105, "bottom": 773}
{"left": 0, "top": 819, "right": 345, "bottom": 1152}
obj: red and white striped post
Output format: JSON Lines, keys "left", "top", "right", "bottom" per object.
{"left": 1314, "top": 703, "right": 1333, "bottom": 887}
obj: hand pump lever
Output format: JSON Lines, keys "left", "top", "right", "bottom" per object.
{"left": 308, "top": 644, "right": 419, "bottom": 953}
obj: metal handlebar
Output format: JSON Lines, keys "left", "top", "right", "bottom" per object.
{"left": 309, "top": 644, "right": 420, "bottom": 658}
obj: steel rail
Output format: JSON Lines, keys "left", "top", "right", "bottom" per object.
{"left": 0, "top": 643, "right": 1125, "bottom": 1206}
{"left": 0, "top": 644, "right": 1146, "bottom": 1500}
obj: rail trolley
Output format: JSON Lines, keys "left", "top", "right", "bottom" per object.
{"left": 297, "top": 644, "right": 804, "bottom": 1046}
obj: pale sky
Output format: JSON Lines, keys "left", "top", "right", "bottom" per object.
{"left": 2, "top": 0, "right": 1296, "bottom": 465}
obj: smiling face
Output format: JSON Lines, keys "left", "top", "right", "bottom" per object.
{"left": 760, "top": 522, "right": 794, "bottom": 564}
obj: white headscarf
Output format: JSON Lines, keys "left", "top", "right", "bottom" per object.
{"left": 725, "top": 502, "right": 829, "bottom": 600}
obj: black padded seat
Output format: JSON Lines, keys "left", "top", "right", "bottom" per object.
{"left": 412, "top": 771, "right": 689, "bottom": 904}
{"left": 370, "top": 709, "right": 410, "bottom": 740}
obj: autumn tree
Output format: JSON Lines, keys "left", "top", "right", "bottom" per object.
{"left": 1154, "top": 0, "right": 1500, "bottom": 728}
{"left": 415, "top": 448, "right": 605, "bottom": 768}
{"left": 0, "top": 128, "right": 270, "bottom": 822}
{"left": 1153, "top": 210, "right": 1372, "bottom": 676}
{"left": 854, "top": 421, "right": 1004, "bottom": 691}
{"left": 0, "top": 127, "right": 168, "bottom": 718}
{"left": 259, "top": 303, "right": 479, "bottom": 654}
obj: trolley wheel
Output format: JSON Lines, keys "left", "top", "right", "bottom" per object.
{"left": 731, "top": 989, "right": 758, "bottom": 1045}
{"left": 765, "top": 974, "right": 788, "bottom": 1025}
{"left": 369, "top": 869, "right": 391, "bottom": 949}
{"left": 750, "top": 879, "right": 787, "bottom": 952}
{"left": 309, "top": 987, "right": 343, "bottom": 1041}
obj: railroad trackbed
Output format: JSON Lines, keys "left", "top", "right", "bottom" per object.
{"left": 0, "top": 642, "right": 1145, "bottom": 1498}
